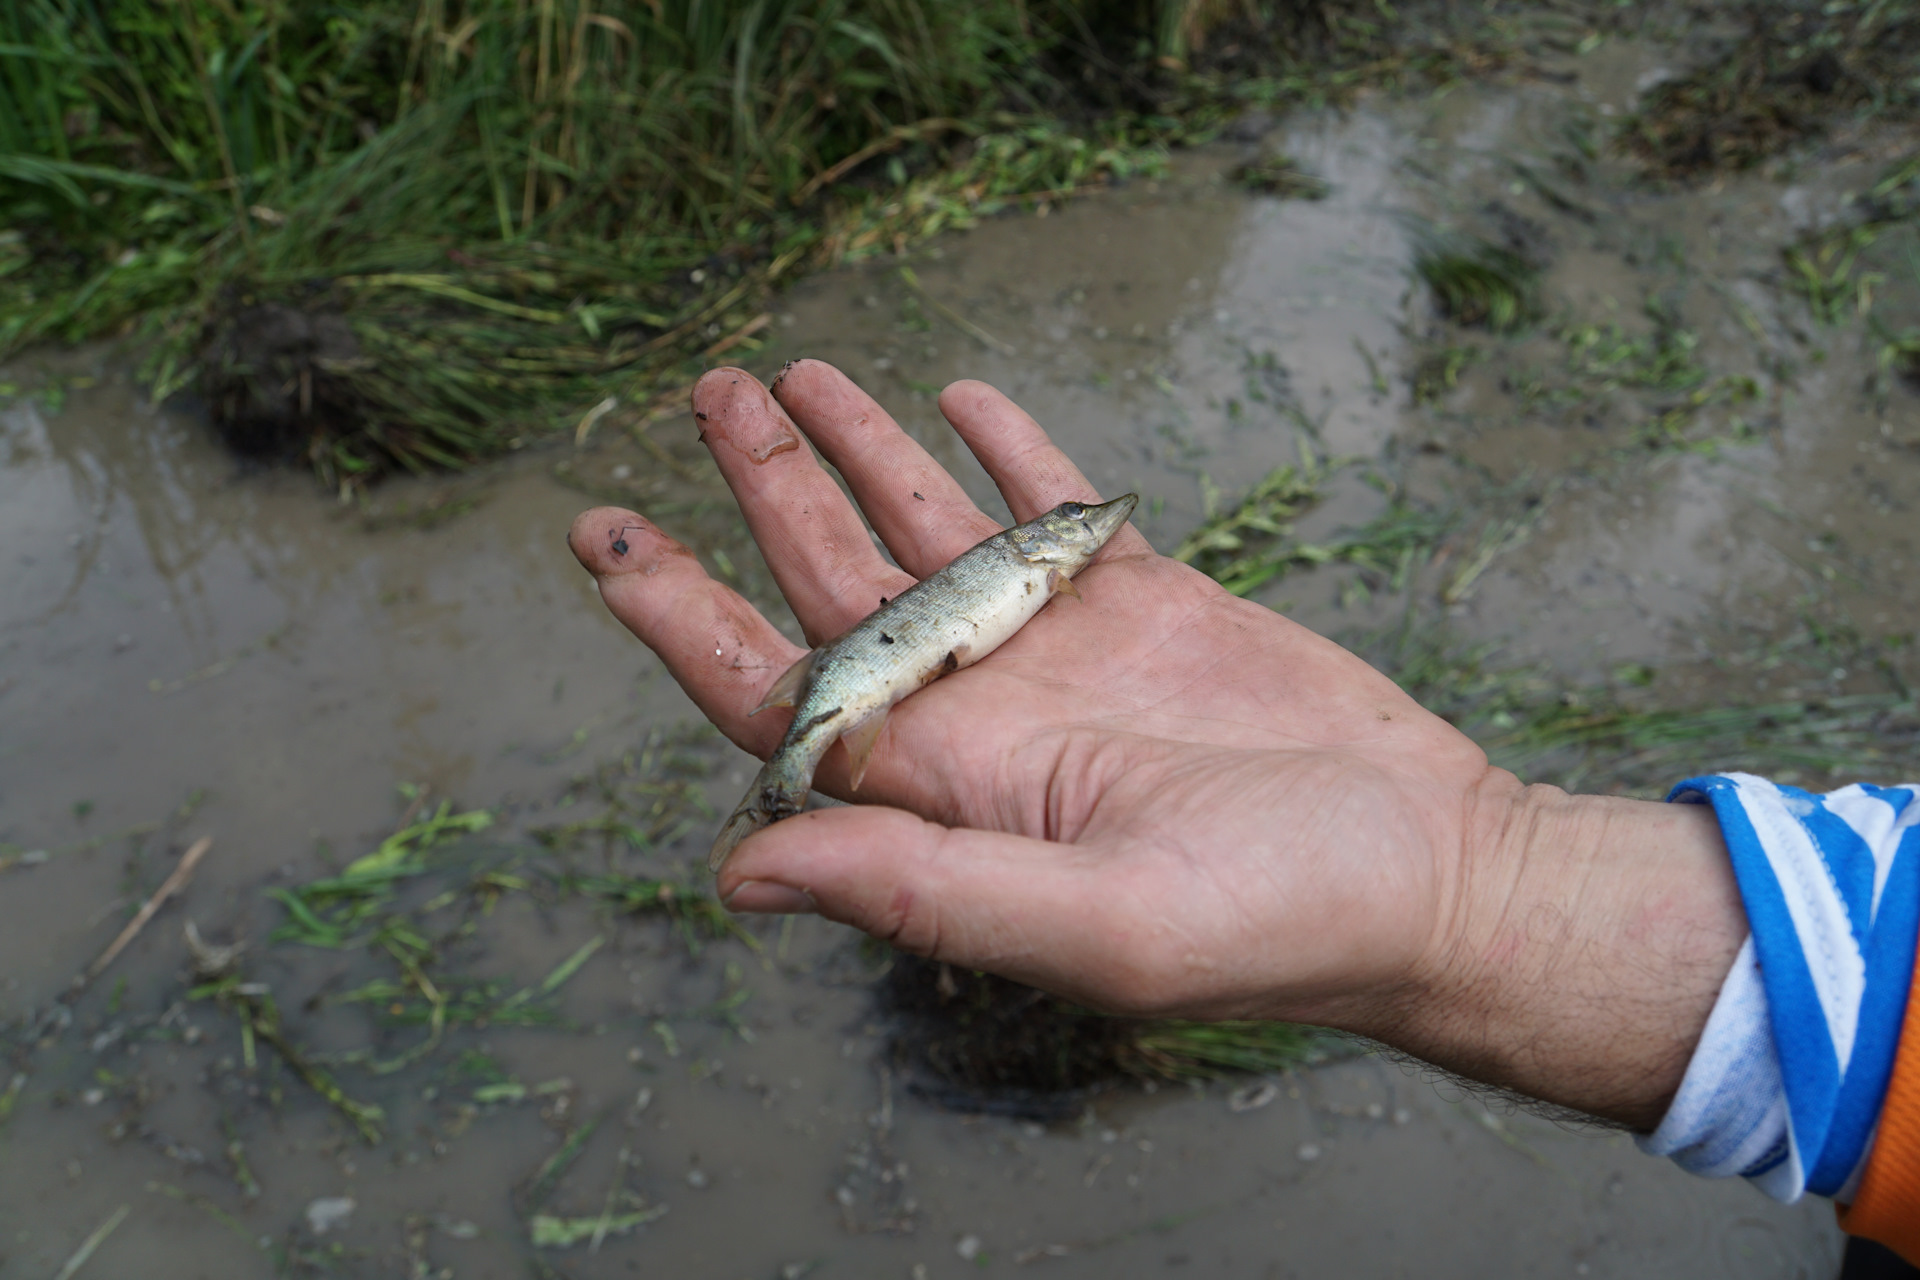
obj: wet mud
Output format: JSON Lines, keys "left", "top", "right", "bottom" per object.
{"left": 11, "top": 31, "right": 1920, "bottom": 1279}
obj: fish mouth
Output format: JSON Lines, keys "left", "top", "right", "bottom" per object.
{"left": 1082, "top": 492, "right": 1139, "bottom": 545}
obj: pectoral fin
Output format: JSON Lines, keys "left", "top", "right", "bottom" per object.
{"left": 1047, "top": 568, "right": 1083, "bottom": 601}
{"left": 752, "top": 649, "right": 818, "bottom": 715}
{"left": 840, "top": 709, "right": 889, "bottom": 791}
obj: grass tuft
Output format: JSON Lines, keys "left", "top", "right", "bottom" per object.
{"left": 1414, "top": 234, "right": 1540, "bottom": 333}
{"left": 1173, "top": 450, "right": 1453, "bottom": 599}
{"left": 1229, "top": 153, "right": 1330, "bottom": 199}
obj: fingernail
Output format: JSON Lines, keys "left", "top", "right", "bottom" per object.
{"left": 724, "top": 881, "right": 817, "bottom": 915}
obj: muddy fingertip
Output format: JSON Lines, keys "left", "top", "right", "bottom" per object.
{"left": 568, "top": 506, "right": 658, "bottom": 576}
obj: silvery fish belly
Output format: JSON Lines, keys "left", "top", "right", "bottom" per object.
{"left": 709, "top": 493, "right": 1138, "bottom": 872}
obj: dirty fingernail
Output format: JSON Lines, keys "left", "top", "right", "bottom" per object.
{"left": 724, "top": 881, "right": 816, "bottom": 915}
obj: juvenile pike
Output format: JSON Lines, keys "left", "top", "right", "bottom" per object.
{"left": 710, "top": 494, "right": 1139, "bottom": 871}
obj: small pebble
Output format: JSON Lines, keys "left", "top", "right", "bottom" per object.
{"left": 80, "top": 1088, "right": 105, "bottom": 1106}
{"left": 1295, "top": 1142, "right": 1321, "bottom": 1163}
{"left": 1393, "top": 1108, "right": 1412, "bottom": 1125}
{"left": 956, "top": 1234, "right": 982, "bottom": 1261}
{"left": 1227, "top": 1081, "right": 1278, "bottom": 1112}
{"left": 610, "top": 464, "right": 632, "bottom": 481}
{"left": 1365, "top": 1103, "right": 1384, "bottom": 1120}
{"left": 686, "top": 1168, "right": 708, "bottom": 1188}
{"left": 305, "top": 1196, "right": 355, "bottom": 1235}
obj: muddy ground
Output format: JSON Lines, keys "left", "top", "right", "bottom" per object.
{"left": 6, "top": 34, "right": 1918, "bottom": 1280}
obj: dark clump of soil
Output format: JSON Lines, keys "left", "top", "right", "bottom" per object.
{"left": 197, "top": 296, "right": 370, "bottom": 465}
{"left": 882, "top": 955, "right": 1137, "bottom": 1120}
{"left": 1622, "top": 2, "right": 1920, "bottom": 180}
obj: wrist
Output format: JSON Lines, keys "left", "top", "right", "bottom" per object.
{"left": 1366, "top": 773, "right": 1747, "bottom": 1129}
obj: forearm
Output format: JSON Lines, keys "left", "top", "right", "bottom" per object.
{"left": 1358, "top": 774, "right": 1748, "bottom": 1130}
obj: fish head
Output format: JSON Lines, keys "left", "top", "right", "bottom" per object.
{"left": 1010, "top": 493, "right": 1139, "bottom": 570}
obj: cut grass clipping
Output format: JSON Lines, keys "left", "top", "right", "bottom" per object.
{"left": 1415, "top": 232, "right": 1541, "bottom": 333}
{"left": 139, "top": 723, "right": 1350, "bottom": 1150}
{"left": 1178, "top": 458, "right": 1920, "bottom": 792}
{"left": 885, "top": 956, "right": 1345, "bottom": 1120}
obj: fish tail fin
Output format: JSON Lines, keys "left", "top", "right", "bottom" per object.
{"left": 708, "top": 758, "right": 805, "bottom": 874}
{"left": 708, "top": 799, "right": 770, "bottom": 873}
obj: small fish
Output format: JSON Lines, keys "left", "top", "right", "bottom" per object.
{"left": 710, "top": 493, "right": 1139, "bottom": 871}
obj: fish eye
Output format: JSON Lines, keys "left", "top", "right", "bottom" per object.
{"left": 1059, "top": 502, "right": 1086, "bottom": 519}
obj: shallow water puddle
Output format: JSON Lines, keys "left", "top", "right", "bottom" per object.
{"left": 11, "top": 43, "right": 1917, "bottom": 1276}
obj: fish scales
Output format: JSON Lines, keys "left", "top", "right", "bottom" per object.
{"left": 709, "top": 494, "right": 1138, "bottom": 872}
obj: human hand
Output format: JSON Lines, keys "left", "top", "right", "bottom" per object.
{"left": 568, "top": 361, "right": 1746, "bottom": 1128}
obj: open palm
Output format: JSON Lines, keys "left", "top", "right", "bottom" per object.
{"left": 569, "top": 360, "right": 1503, "bottom": 1031}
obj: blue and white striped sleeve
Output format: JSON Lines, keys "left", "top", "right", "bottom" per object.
{"left": 1638, "top": 774, "right": 1920, "bottom": 1201}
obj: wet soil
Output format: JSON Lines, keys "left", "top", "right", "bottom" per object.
{"left": 8, "top": 32, "right": 1918, "bottom": 1279}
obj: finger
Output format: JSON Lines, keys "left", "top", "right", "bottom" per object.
{"left": 568, "top": 505, "right": 806, "bottom": 756}
{"left": 938, "top": 380, "right": 1154, "bottom": 558}
{"left": 693, "top": 368, "right": 913, "bottom": 644}
{"left": 715, "top": 806, "right": 1181, "bottom": 1016}
{"left": 770, "top": 359, "right": 1001, "bottom": 577}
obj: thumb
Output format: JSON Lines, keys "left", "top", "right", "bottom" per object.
{"left": 716, "top": 805, "right": 1160, "bottom": 1010}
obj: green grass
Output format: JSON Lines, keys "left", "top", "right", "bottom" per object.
{"left": 1414, "top": 233, "right": 1540, "bottom": 333}
{"left": 0, "top": 0, "right": 1164, "bottom": 482}
{"left": 183, "top": 726, "right": 737, "bottom": 1130}
{"left": 1780, "top": 153, "right": 1920, "bottom": 348}
{"left": 1379, "top": 624, "right": 1920, "bottom": 796}
{"left": 1172, "top": 450, "right": 1454, "bottom": 598}
{"left": 1126, "top": 1019, "right": 1343, "bottom": 1078}
{"left": 0, "top": 0, "right": 1553, "bottom": 485}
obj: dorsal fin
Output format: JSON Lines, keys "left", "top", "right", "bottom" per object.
{"left": 840, "top": 709, "right": 889, "bottom": 791}
{"left": 751, "top": 649, "right": 818, "bottom": 715}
